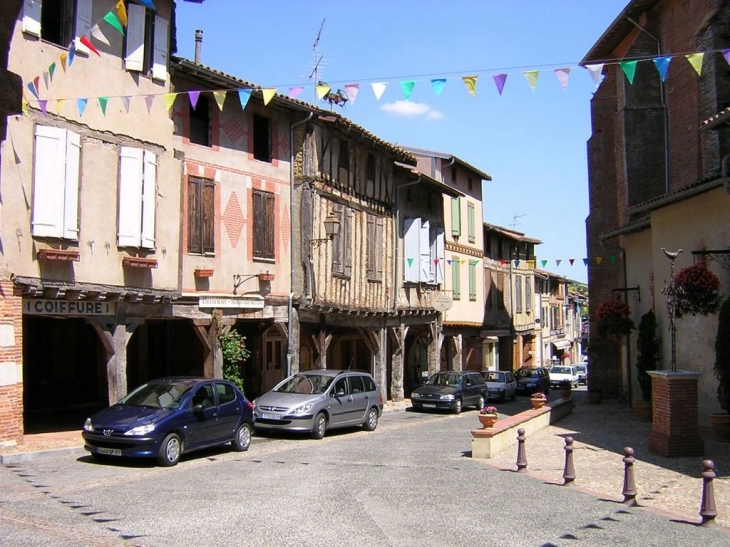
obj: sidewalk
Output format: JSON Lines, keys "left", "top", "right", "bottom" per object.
{"left": 1, "top": 394, "right": 728, "bottom": 529}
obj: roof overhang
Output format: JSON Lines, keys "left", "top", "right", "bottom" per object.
{"left": 394, "top": 161, "right": 465, "bottom": 198}
{"left": 400, "top": 145, "right": 492, "bottom": 181}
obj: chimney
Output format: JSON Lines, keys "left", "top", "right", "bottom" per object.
{"left": 194, "top": 29, "right": 203, "bottom": 63}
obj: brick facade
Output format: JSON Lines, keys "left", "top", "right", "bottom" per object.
{"left": 648, "top": 371, "right": 704, "bottom": 457}
{"left": 0, "top": 279, "right": 24, "bottom": 446}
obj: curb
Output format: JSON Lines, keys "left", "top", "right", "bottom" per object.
{"left": 0, "top": 446, "right": 87, "bottom": 466}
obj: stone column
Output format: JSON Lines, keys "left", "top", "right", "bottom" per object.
{"left": 0, "top": 278, "right": 23, "bottom": 446}
{"left": 648, "top": 370, "right": 704, "bottom": 457}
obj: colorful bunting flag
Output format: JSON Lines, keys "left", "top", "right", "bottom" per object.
{"left": 554, "top": 67, "right": 570, "bottom": 90}
{"left": 22, "top": 97, "right": 28, "bottom": 115}
{"left": 80, "top": 35, "right": 101, "bottom": 56}
{"left": 595, "top": 257, "right": 603, "bottom": 265}
{"left": 261, "top": 88, "right": 276, "bottom": 106}
{"left": 540, "top": 260, "right": 547, "bottom": 268}
{"left": 315, "top": 83, "right": 330, "bottom": 100}
{"left": 77, "top": 98, "right": 88, "bottom": 116}
{"left": 56, "top": 98, "right": 65, "bottom": 113}
{"left": 103, "top": 11, "right": 125, "bottom": 35}
{"left": 685, "top": 53, "right": 703, "bottom": 76}
{"left": 98, "top": 97, "right": 108, "bottom": 115}
{"left": 461, "top": 75, "right": 477, "bottom": 97}
{"left": 523, "top": 70, "right": 539, "bottom": 92}
{"left": 493, "top": 73, "right": 507, "bottom": 95}
{"left": 163, "top": 93, "right": 177, "bottom": 111}
{"left": 430, "top": 78, "right": 446, "bottom": 96}
{"left": 27, "top": 80, "right": 39, "bottom": 100}
{"left": 213, "top": 91, "right": 226, "bottom": 110}
{"left": 582, "top": 258, "right": 588, "bottom": 266}
{"left": 556, "top": 259, "right": 562, "bottom": 267}
{"left": 48, "top": 62, "right": 56, "bottom": 81}
{"left": 288, "top": 86, "right": 304, "bottom": 99}
{"left": 238, "top": 89, "right": 252, "bottom": 110}
{"left": 652, "top": 56, "right": 671, "bottom": 81}
{"left": 91, "top": 24, "right": 110, "bottom": 47}
{"left": 121, "top": 96, "right": 131, "bottom": 113}
{"left": 569, "top": 259, "right": 575, "bottom": 266}
{"left": 723, "top": 49, "right": 730, "bottom": 67}
{"left": 68, "top": 45, "right": 76, "bottom": 66}
{"left": 42, "top": 71, "right": 49, "bottom": 90}
{"left": 138, "top": 0, "right": 157, "bottom": 9}
{"left": 39, "top": 100, "right": 47, "bottom": 115}
{"left": 344, "top": 83, "right": 359, "bottom": 104}
{"left": 115, "top": 1, "right": 128, "bottom": 27}
{"left": 371, "top": 82, "right": 387, "bottom": 100}
{"left": 619, "top": 60, "right": 638, "bottom": 84}
{"left": 144, "top": 95, "right": 155, "bottom": 113}
{"left": 513, "top": 260, "right": 520, "bottom": 267}
{"left": 585, "top": 63, "right": 604, "bottom": 88}
{"left": 609, "top": 256, "right": 617, "bottom": 264}
{"left": 188, "top": 90, "right": 200, "bottom": 109}
{"left": 400, "top": 80, "right": 415, "bottom": 100}
{"left": 60, "top": 52, "right": 68, "bottom": 72}
{"left": 407, "top": 258, "right": 414, "bottom": 268}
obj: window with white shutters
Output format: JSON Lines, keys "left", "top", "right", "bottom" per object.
{"left": 118, "top": 146, "right": 156, "bottom": 249}
{"left": 22, "top": 0, "right": 91, "bottom": 52}
{"left": 403, "top": 217, "right": 420, "bottom": 283}
{"left": 31, "top": 125, "right": 80, "bottom": 240}
{"left": 125, "top": 3, "right": 169, "bottom": 83}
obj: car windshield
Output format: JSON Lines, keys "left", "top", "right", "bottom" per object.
{"left": 575, "top": 365, "right": 587, "bottom": 372}
{"left": 119, "top": 381, "right": 191, "bottom": 409}
{"left": 485, "top": 372, "right": 505, "bottom": 382}
{"left": 427, "top": 373, "right": 461, "bottom": 386}
{"left": 551, "top": 367, "right": 571, "bottom": 374}
{"left": 275, "top": 374, "right": 334, "bottom": 394}
{"left": 515, "top": 368, "right": 535, "bottom": 378}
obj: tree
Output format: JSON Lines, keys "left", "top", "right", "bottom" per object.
{"left": 220, "top": 329, "right": 250, "bottom": 391}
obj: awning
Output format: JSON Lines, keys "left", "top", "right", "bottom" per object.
{"left": 551, "top": 339, "right": 572, "bottom": 350}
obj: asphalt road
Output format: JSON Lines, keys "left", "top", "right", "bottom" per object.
{"left": 1, "top": 401, "right": 728, "bottom": 547}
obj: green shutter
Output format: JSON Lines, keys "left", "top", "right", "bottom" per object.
{"left": 469, "top": 261, "right": 477, "bottom": 301}
{"left": 452, "top": 258, "right": 461, "bottom": 299}
{"left": 451, "top": 197, "right": 461, "bottom": 236}
{"left": 467, "top": 202, "right": 475, "bottom": 243}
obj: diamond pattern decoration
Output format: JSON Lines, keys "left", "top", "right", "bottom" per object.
{"left": 220, "top": 115, "right": 246, "bottom": 145}
{"left": 222, "top": 191, "right": 245, "bottom": 248}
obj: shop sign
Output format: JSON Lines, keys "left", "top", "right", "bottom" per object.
{"left": 24, "top": 299, "right": 117, "bottom": 316}
{"left": 198, "top": 296, "right": 264, "bottom": 309}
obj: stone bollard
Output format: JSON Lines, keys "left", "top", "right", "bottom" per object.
{"left": 563, "top": 436, "right": 575, "bottom": 486}
{"left": 699, "top": 459, "right": 718, "bottom": 527}
{"left": 622, "top": 447, "right": 637, "bottom": 506}
{"left": 516, "top": 428, "right": 527, "bottom": 473}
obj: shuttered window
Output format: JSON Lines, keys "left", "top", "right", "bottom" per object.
{"left": 525, "top": 276, "right": 532, "bottom": 313}
{"left": 31, "top": 125, "right": 80, "bottom": 240}
{"left": 515, "top": 275, "right": 523, "bottom": 313}
{"left": 332, "top": 203, "right": 352, "bottom": 277}
{"left": 469, "top": 261, "right": 477, "bottom": 301}
{"left": 467, "top": 202, "right": 475, "bottom": 243}
{"left": 118, "top": 146, "right": 157, "bottom": 249}
{"left": 125, "top": 4, "right": 169, "bottom": 83}
{"left": 451, "top": 258, "right": 461, "bottom": 300}
{"left": 187, "top": 176, "right": 214, "bottom": 254}
{"left": 252, "top": 189, "right": 275, "bottom": 259}
{"left": 366, "top": 215, "right": 383, "bottom": 282}
{"left": 451, "top": 197, "right": 461, "bottom": 236}
{"left": 403, "top": 217, "right": 420, "bottom": 282}
{"left": 22, "top": 0, "right": 90, "bottom": 51}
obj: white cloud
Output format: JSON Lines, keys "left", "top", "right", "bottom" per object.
{"left": 380, "top": 100, "right": 444, "bottom": 120}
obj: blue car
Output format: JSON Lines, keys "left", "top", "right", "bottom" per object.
{"left": 82, "top": 377, "right": 254, "bottom": 466}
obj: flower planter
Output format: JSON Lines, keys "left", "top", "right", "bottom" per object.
{"left": 194, "top": 269, "right": 214, "bottom": 278}
{"left": 258, "top": 273, "right": 275, "bottom": 282}
{"left": 477, "top": 414, "right": 499, "bottom": 428}
{"left": 559, "top": 389, "right": 572, "bottom": 400}
{"left": 530, "top": 398, "right": 546, "bottom": 409}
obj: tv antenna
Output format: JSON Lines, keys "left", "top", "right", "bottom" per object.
{"left": 308, "top": 19, "right": 326, "bottom": 102}
{"left": 511, "top": 213, "right": 527, "bottom": 229}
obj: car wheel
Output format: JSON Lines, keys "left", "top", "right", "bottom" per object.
{"left": 363, "top": 407, "right": 379, "bottom": 431}
{"left": 232, "top": 422, "right": 252, "bottom": 451}
{"left": 477, "top": 395, "right": 486, "bottom": 410}
{"left": 311, "top": 412, "right": 327, "bottom": 439}
{"left": 157, "top": 433, "right": 182, "bottom": 467}
{"left": 453, "top": 398, "right": 463, "bottom": 414}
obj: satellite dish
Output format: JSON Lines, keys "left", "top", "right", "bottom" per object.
{"left": 432, "top": 294, "right": 453, "bottom": 312}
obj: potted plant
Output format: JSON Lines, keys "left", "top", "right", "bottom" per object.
{"left": 711, "top": 295, "right": 730, "bottom": 441}
{"left": 673, "top": 264, "right": 722, "bottom": 318}
{"left": 559, "top": 380, "right": 572, "bottom": 400}
{"left": 477, "top": 405, "right": 499, "bottom": 428}
{"left": 596, "top": 299, "right": 634, "bottom": 338}
{"left": 530, "top": 391, "right": 547, "bottom": 409}
{"left": 634, "top": 310, "right": 660, "bottom": 421}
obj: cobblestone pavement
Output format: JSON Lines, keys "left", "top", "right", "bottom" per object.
{"left": 485, "top": 394, "right": 730, "bottom": 529}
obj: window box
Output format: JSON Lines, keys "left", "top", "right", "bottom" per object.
{"left": 195, "top": 268, "right": 214, "bottom": 278}
{"left": 258, "top": 273, "right": 275, "bottom": 282}
{"left": 37, "top": 249, "right": 80, "bottom": 262}
{"left": 123, "top": 257, "right": 158, "bottom": 269}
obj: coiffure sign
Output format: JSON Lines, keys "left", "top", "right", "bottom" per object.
{"left": 24, "top": 299, "right": 117, "bottom": 316}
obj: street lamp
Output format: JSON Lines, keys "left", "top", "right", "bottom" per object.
{"left": 310, "top": 213, "right": 340, "bottom": 249}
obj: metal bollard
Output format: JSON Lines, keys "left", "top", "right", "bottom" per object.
{"left": 516, "top": 428, "right": 527, "bottom": 473}
{"left": 622, "top": 447, "right": 637, "bottom": 506}
{"left": 699, "top": 459, "right": 718, "bottom": 527}
{"left": 563, "top": 436, "right": 575, "bottom": 486}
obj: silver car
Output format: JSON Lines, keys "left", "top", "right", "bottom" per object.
{"left": 253, "top": 370, "right": 383, "bottom": 439}
{"left": 481, "top": 370, "right": 517, "bottom": 402}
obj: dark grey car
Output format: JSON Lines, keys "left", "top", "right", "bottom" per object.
{"left": 410, "top": 371, "right": 487, "bottom": 414}
{"left": 253, "top": 370, "right": 383, "bottom": 439}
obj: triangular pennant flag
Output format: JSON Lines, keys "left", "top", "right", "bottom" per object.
{"left": 77, "top": 98, "right": 88, "bottom": 116}
{"left": 163, "top": 93, "right": 177, "bottom": 111}
{"left": 609, "top": 256, "right": 617, "bottom": 264}
{"left": 48, "top": 62, "right": 56, "bottom": 81}
{"left": 540, "top": 260, "right": 547, "bottom": 267}
{"left": 188, "top": 90, "right": 200, "bottom": 110}
{"left": 685, "top": 53, "right": 703, "bottom": 76}
{"left": 430, "top": 78, "right": 446, "bottom": 96}
{"left": 554, "top": 67, "right": 570, "bottom": 90}
{"left": 22, "top": 97, "right": 28, "bottom": 115}
{"left": 103, "top": 11, "right": 125, "bottom": 35}
{"left": 527, "top": 260, "right": 535, "bottom": 268}
{"left": 139, "top": 0, "right": 156, "bottom": 9}
{"left": 27, "top": 80, "right": 39, "bottom": 100}
{"left": 596, "top": 257, "right": 604, "bottom": 265}
{"left": 652, "top": 56, "right": 671, "bottom": 82}
{"left": 523, "top": 70, "right": 539, "bottom": 92}
{"left": 59, "top": 52, "right": 68, "bottom": 72}
{"left": 121, "top": 96, "right": 131, "bottom": 113}
{"left": 582, "top": 258, "right": 588, "bottom": 266}
{"left": 38, "top": 100, "right": 47, "bottom": 115}
{"left": 42, "top": 71, "right": 49, "bottom": 90}
{"left": 569, "top": 259, "right": 575, "bottom": 266}
{"left": 261, "top": 88, "right": 276, "bottom": 105}
{"left": 400, "top": 80, "right": 415, "bottom": 100}
{"left": 115, "top": 0, "right": 128, "bottom": 27}
{"left": 407, "top": 258, "right": 414, "bottom": 268}
{"left": 499, "top": 260, "right": 507, "bottom": 266}
{"left": 315, "top": 83, "right": 331, "bottom": 100}
{"left": 556, "top": 259, "right": 562, "bottom": 267}
{"left": 68, "top": 45, "right": 76, "bottom": 66}
{"left": 90, "top": 24, "right": 110, "bottom": 47}
{"left": 493, "top": 73, "right": 507, "bottom": 95}
{"left": 238, "top": 89, "right": 252, "bottom": 110}
{"left": 144, "top": 94, "right": 155, "bottom": 113}
{"left": 371, "top": 82, "right": 387, "bottom": 100}
{"left": 344, "top": 83, "right": 359, "bottom": 104}
{"left": 585, "top": 63, "right": 604, "bottom": 88}
{"left": 55, "top": 98, "right": 65, "bottom": 113}
{"left": 461, "top": 75, "right": 478, "bottom": 97}
{"left": 98, "top": 97, "right": 109, "bottom": 115}
{"left": 213, "top": 91, "right": 226, "bottom": 111}
{"left": 723, "top": 49, "right": 730, "bottom": 67}
{"left": 514, "top": 260, "right": 520, "bottom": 267}
{"left": 619, "top": 60, "right": 638, "bottom": 84}
{"left": 434, "top": 258, "right": 440, "bottom": 265}
{"left": 80, "top": 35, "right": 101, "bottom": 56}
{"left": 288, "top": 86, "right": 304, "bottom": 99}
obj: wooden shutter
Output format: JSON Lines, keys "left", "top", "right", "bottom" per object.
{"left": 187, "top": 177, "right": 201, "bottom": 253}
{"left": 332, "top": 203, "right": 343, "bottom": 274}
{"left": 263, "top": 191, "right": 275, "bottom": 259}
{"left": 467, "top": 202, "right": 475, "bottom": 243}
{"left": 118, "top": 146, "right": 143, "bottom": 247}
{"left": 32, "top": 125, "right": 65, "bottom": 237}
{"left": 515, "top": 276, "right": 523, "bottom": 312}
{"left": 525, "top": 276, "right": 532, "bottom": 313}
{"left": 152, "top": 15, "right": 169, "bottom": 82}
{"left": 22, "top": 0, "right": 41, "bottom": 37}
{"left": 366, "top": 214, "right": 375, "bottom": 279}
{"left": 252, "top": 190, "right": 263, "bottom": 257}
{"left": 451, "top": 197, "right": 461, "bottom": 236}
{"left": 452, "top": 259, "right": 461, "bottom": 299}
{"left": 74, "top": 0, "right": 93, "bottom": 55}
{"left": 469, "top": 261, "right": 477, "bottom": 301}
{"left": 202, "top": 179, "right": 215, "bottom": 254}
{"left": 125, "top": 3, "right": 146, "bottom": 72}
{"left": 375, "top": 217, "right": 383, "bottom": 279}
{"left": 435, "top": 226, "right": 445, "bottom": 284}
{"left": 252, "top": 190, "right": 275, "bottom": 259}
{"left": 343, "top": 208, "right": 353, "bottom": 277}
{"left": 419, "top": 219, "right": 431, "bottom": 283}
{"left": 62, "top": 130, "right": 81, "bottom": 240}
{"left": 140, "top": 151, "right": 156, "bottom": 249}
{"left": 403, "top": 218, "right": 420, "bottom": 282}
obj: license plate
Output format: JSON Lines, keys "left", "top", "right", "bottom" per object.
{"left": 97, "top": 447, "right": 121, "bottom": 456}
{"left": 261, "top": 413, "right": 281, "bottom": 420}
{"left": 423, "top": 404, "right": 436, "bottom": 408}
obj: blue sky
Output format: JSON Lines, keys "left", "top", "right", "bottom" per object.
{"left": 175, "top": 0, "right": 630, "bottom": 284}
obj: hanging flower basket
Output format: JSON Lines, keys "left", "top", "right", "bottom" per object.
{"left": 596, "top": 299, "right": 634, "bottom": 337}
{"left": 673, "top": 265, "right": 722, "bottom": 318}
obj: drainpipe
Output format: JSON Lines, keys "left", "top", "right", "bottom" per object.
{"left": 287, "top": 111, "right": 314, "bottom": 378}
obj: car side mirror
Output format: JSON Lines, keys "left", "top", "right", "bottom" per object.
{"left": 336, "top": 389, "right": 345, "bottom": 397}
{"left": 192, "top": 404, "right": 205, "bottom": 414}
